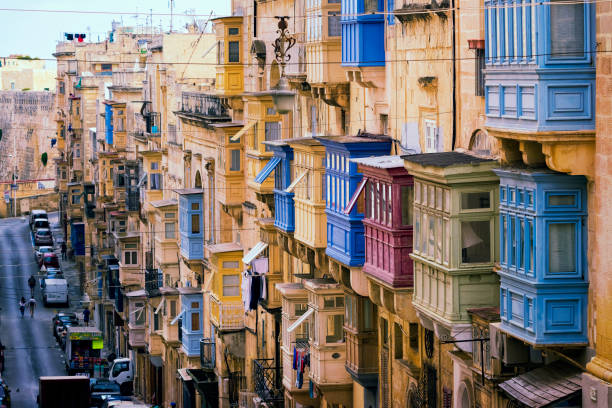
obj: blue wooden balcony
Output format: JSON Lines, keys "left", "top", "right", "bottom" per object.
{"left": 104, "top": 103, "right": 113, "bottom": 144}
{"left": 176, "top": 189, "right": 204, "bottom": 261}
{"left": 494, "top": 168, "right": 588, "bottom": 345}
{"left": 179, "top": 289, "right": 204, "bottom": 357}
{"left": 316, "top": 135, "right": 391, "bottom": 267}
{"left": 484, "top": 0, "right": 595, "bottom": 132}
{"left": 263, "top": 142, "right": 295, "bottom": 233}
{"left": 341, "top": 0, "right": 385, "bottom": 67}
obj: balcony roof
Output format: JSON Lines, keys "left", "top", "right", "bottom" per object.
{"left": 315, "top": 133, "right": 390, "bottom": 145}
{"left": 159, "top": 287, "right": 179, "bottom": 295}
{"left": 177, "top": 286, "right": 202, "bottom": 295}
{"left": 275, "top": 282, "right": 306, "bottom": 297}
{"left": 207, "top": 242, "right": 242, "bottom": 253}
{"left": 402, "top": 152, "right": 493, "bottom": 168}
{"left": 303, "top": 278, "right": 341, "bottom": 291}
{"left": 126, "top": 289, "right": 146, "bottom": 298}
{"left": 173, "top": 188, "right": 204, "bottom": 195}
{"left": 150, "top": 199, "right": 178, "bottom": 208}
{"left": 467, "top": 307, "right": 500, "bottom": 323}
{"left": 351, "top": 155, "right": 404, "bottom": 169}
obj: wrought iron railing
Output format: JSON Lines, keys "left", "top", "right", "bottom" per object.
{"left": 181, "top": 92, "right": 229, "bottom": 118}
{"left": 228, "top": 372, "right": 246, "bottom": 407}
{"left": 253, "top": 359, "right": 284, "bottom": 405}
{"left": 199, "top": 338, "right": 215, "bottom": 370}
{"left": 145, "top": 268, "right": 161, "bottom": 296}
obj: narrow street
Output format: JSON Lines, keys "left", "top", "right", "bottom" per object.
{"left": 0, "top": 215, "right": 77, "bottom": 407}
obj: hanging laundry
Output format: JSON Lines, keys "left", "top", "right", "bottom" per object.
{"left": 51, "top": 138, "right": 57, "bottom": 147}
{"left": 77, "top": 34, "right": 84, "bottom": 43}
{"left": 241, "top": 272, "right": 251, "bottom": 313}
{"left": 251, "top": 257, "right": 268, "bottom": 275}
{"left": 260, "top": 275, "right": 267, "bottom": 301}
{"left": 65, "top": 33, "right": 74, "bottom": 41}
{"left": 249, "top": 275, "right": 261, "bottom": 310}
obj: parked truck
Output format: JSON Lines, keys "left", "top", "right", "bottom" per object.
{"left": 108, "top": 357, "right": 134, "bottom": 395}
{"left": 64, "top": 327, "right": 105, "bottom": 376}
{"left": 37, "top": 376, "right": 90, "bottom": 408}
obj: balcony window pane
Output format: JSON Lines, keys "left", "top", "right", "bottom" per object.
{"left": 328, "top": 14, "right": 341, "bottom": 37}
{"left": 519, "top": 219, "right": 525, "bottom": 269}
{"left": 414, "top": 209, "right": 420, "bottom": 252}
{"left": 428, "top": 216, "right": 435, "bottom": 257}
{"left": 461, "top": 191, "right": 490, "bottom": 210}
{"left": 529, "top": 221, "right": 534, "bottom": 272}
{"left": 365, "top": 0, "right": 378, "bottom": 13}
{"left": 550, "top": 1, "right": 584, "bottom": 58}
{"left": 549, "top": 223, "right": 576, "bottom": 273}
{"left": 165, "top": 222, "right": 175, "bottom": 239}
{"left": 510, "top": 217, "right": 516, "bottom": 266}
{"left": 548, "top": 194, "right": 576, "bottom": 206}
{"left": 421, "top": 213, "right": 428, "bottom": 255}
{"left": 502, "top": 216, "right": 507, "bottom": 263}
{"left": 191, "top": 214, "right": 200, "bottom": 234}
{"left": 223, "top": 274, "right": 241, "bottom": 296}
{"left": 345, "top": 295, "right": 354, "bottom": 328}
{"left": 444, "top": 219, "right": 450, "bottom": 264}
{"left": 363, "top": 298, "right": 374, "bottom": 331}
{"left": 461, "top": 220, "right": 491, "bottom": 263}
{"left": 228, "top": 41, "right": 240, "bottom": 63}
{"left": 230, "top": 149, "right": 240, "bottom": 171}
{"left": 264, "top": 122, "right": 280, "bottom": 152}
{"left": 326, "top": 314, "right": 344, "bottom": 343}
{"left": 191, "top": 312, "right": 200, "bottom": 332}
{"left": 401, "top": 186, "right": 413, "bottom": 225}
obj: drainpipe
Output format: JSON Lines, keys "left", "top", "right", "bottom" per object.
{"left": 451, "top": 0, "right": 457, "bottom": 151}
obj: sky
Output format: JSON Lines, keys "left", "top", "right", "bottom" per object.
{"left": 0, "top": 0, "right": 231, "bottom": 68}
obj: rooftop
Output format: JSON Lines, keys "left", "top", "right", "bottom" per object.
{"left": 402, "top": 152, "right": 494, "bottom": 168}
{"left": 351, "top": 155, "right": 405, "bottom": 169}
{"left": 150, "top": 199, "right": 178, "bottom": 208}
{"left": 173, "top": 188, "right": 204, "bottom": 195}
{"left": 207, "top": 242, "right": 243, "bottom": 253}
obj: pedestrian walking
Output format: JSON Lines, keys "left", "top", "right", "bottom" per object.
{"left": 19, "top": 297, "right": 26, "bottom": 318}
{"left": 28, "top": 296, "right": 36, "bottom": 318}
{"left": 83, "top": 307, "right": 90, "bottom": 326}
{"left": 61, "top": 242, "right": 67, "bottom": 260}
{"left": 28, "top": 275, "right": 36, "bottom": 298}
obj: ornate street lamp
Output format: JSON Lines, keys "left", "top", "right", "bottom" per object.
{"left": 271, "top": 16, "right": 297, "bottom": 114}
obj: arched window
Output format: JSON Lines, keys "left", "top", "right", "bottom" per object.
{"left": 194, "top": 170, "right": 202, "bottom": 188}
{"left": 469, "top": 130, "right": 492, "bottom": 157}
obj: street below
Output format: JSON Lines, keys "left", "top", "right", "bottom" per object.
{"left": 0, "top": 215, "right": 78, "bottom": 407}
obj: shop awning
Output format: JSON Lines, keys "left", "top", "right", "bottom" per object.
{"left": 149, "top": 355, "right": 163, "bottom": 368}
{"left": 285, "top": 170, "right": 308, "bottom": 193}
{"left": 343, "top": 177, "right": 368, "bottom": 215}
{"left": 230, "top": 120, "right": 257, "bottom": 142}
{"left": 254, "top": 156, "right": 281, "bottom": 184}
{"left": 287, "top": 307, "right": 314, "bottom": 333}
{"left": 242, "top": 241, "right": 268, "bottom": 265}
{"left": 498, "top": 361, "right": 582, "bottom": 407}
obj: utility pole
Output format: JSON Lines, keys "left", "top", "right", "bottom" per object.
{"left": 170, "top": 0, "right": 174, "bottom": 33}
{"left": 12, "top": 118, "right": 17, "bottom": 217}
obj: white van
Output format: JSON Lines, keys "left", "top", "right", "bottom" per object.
{"left": 42, "top": 278, "right": 69, "bottom": 306}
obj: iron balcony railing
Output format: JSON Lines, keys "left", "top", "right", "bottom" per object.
{"left": 253, "top": 359, "right": 284, "bottom": 405}
{"left": 199, "top": 338, "right": 215, "bottom": 370}
{"left": 181, "top": 92, "right": 229, "bottom": 118}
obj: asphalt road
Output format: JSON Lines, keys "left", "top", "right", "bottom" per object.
{"left": 0, "top": 216, "right": 75, "bottom": 407}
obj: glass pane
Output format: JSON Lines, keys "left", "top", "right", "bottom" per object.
{"left": 519, "top": 220, "right": 525, "bottom": 269}
{"left": 230, "top": 149, "right": 240, "bottom": 171}
{"left": 165, "top": 222, "right": 175, "bottom": 239}
{"left": 550, "top": 1, "right": 584, "bottom": 58}
{"left": 191, "top": 202, "right": 199, "bottom": 210}
{"left": 529, "top": 221, "right": 534, "bottom": 272}
{"left": 444, "top": 219, "right": 450, "bottom": 264}
{"left": 461, "top": 220, "right": 491, "bottom": 263}
{"left": 328, "top": 14, "right": 341, "bottom": 37}
{"left": 191, "top": 312, "right": 200, "bottom": 332}
{"left": 428, "top": 216, "right": 435, "bottom": 257}
{"left": 228, "top": 41, "right": 240, "bottom": 62}
{"left": 326, "top": 314, "right": 344, "bottom": 343}
{"left": 191, "top": 214, "right": 200, "bottom": 234}
{"left": 502, "top": 216, "right": 507, "bottom": 263}
{"left": 548, "top": 194, "right": 576, "bottom": 206}
{"left": 401, "top": 186, "right": 413, "bottom": 225}
{"left": 549, "top": 223, "right": 576, "bottom": 273}
{"left": 461, "top": 192, "right": 490, "bottom": 209}
{"left": 510, "top": 217, "right": 516, "bottom": 266}
{"left": 414, "top": 210, "right": 420, "bottom": 251}
{"left": 222, "top": 261, "right": 239, "bottom": 269}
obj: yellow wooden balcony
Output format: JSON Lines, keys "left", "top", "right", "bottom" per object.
{"left": 288, "top": 139, "right": 327, "bottom": 248}
{"left": 213, "top": 16, "right": 244, "bottom": 96}
{"left": 210, "top": 294, "right": 244, "bottom": 331}
{"left": 215, "top": 127, "right": 244, "bottom": 206}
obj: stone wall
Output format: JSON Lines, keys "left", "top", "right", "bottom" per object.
{"left": 0, "top": 90, "right": 56, "bottom": 182}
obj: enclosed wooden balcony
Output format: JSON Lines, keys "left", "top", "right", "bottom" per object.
{"left": 210, "top": 295, "right": 244, "bottom": 331}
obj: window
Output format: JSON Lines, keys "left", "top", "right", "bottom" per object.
{"left": 264, "top": 122, "right": 280, "bottom": 151}
{"left": 71, "top": 190, "right": 81, "bottom": 204}
{"left": 191, "top": 202, "right": 199, "bottom": 210}
{"left": 381, "top": 318, "right": 389, "bottom": 348}
{"left": 519, "top": 220, "right": 525, "bottom": 269}
{"left": 191, "top": 312, "right": 200, "bottom": 332}
{"left": 222, "top": 261, "right": 239, "bottom": 269}
{"left": 165, "top": 212, "right": 175, "bottom": 219}
{"left": 153, "top": 311, "right": 160, "bottom": 331}
{"left": 328, "top": 13, "right": 341, "bottom": 37}
{"left": 548, "top": 194, "right": 576, "bottom": 206}
{"left": 424, "top": 120, "right": 437, "bottom": 153}
{"left": 414, "top": 209, "right": 420, "bottom": 251}
{"left": 191, "top": 214, "right": 200, "bottom": 234}
{"left": 170, "top": 300, "right": 176, "bottom": 317}
{"left": 401, "top": 185, "right": 413, "bottom": 225}
{"left": 502, "top": 216, "right": 507, "bottom": 263}
{"left": 124, "top": 251, "right": 138, "bottom": 265}
{"left": 101, "top": 63, "right": 112, "bottom": 71}
{"left": 230, "top": 149, "right": 240, "bottom": 171}
{"left": 150, "top": 173, "right": 162, "bottom": 190}
{"left": 409, "top": 323, "right": 419, "bottom": 349}
{"left": 112, "top": 361, "right": 129, "bottom": 377}
{"left": 549, "top": 223, "right": 576, "bottom": 273}
{"left": 461, "top": 191, "right": 490, "bottom": 210}
{"left": 151, "top": 162, "right": 159, "bottom": 170}
{"left": 394, "top": 323, "right": 404, "bottom": 359}
{"left": 228, "top": 27, "right": 239, "bottom": 35}
{"left": 134, "top": 302, "right": 145, "bottom": 325}
{"left": 228, "top": 41, "right": 240, "bottom": 63}
{"left": 223, "top": 274, "right": 241, "bottom": 296}
{"left": 365, "top": 0, "right": 378, "bottom": 12}
{"left": 461, "top": 220, "right": 491, "bottom": 263}
{"left": 550, "top": 0, "right": 585, "bottom": 58}
{"left": 475, "top": 49, "right": 485, "bottom": 96}
{"left": 165, "top": 222, "right": 175, "bottom": 239}
{"left": 326, "top": 314, "right": 344, "bottom": 343}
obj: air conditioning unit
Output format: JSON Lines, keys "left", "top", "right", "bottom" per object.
{"left": 490, "top": 323, "right": 529, "bottom": 365}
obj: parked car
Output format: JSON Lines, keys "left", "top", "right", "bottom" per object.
{"left": 54, "top": 316, "right": 78, "bottom": 338}
{"left": 39, "top": 253, "right": 60, "bottom": 269}
{"left": 99, "top": 396, "right": 133, "bottom": 408}
{"left": 32, "top": 218, "right": 50, "bottom": 233}
{"left": 35, "top": 246, "right": 54, "bottom": 262}
{"left": 42, "top": 278, "right": 69, "bottom": 307}
{"left": 34, "top": 229, "right": 53, "bottom": 246}
{"left": 52, "top": 312, "right": 78, "bottom": 338}
{"left": 29, "top": 209, "right": 47, "bottom": 227}
{"left": 90, "top": 379, "right": 121, "bottom": 408}
{"left": 43, "top": 267, "right": 63, "bottom": 280}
